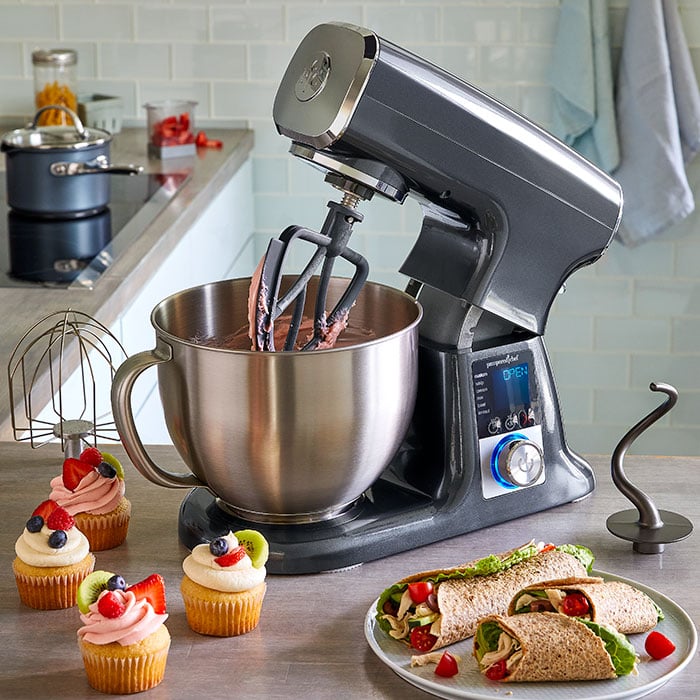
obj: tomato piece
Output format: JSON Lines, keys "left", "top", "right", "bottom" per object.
{"left": 540, "top": 543, "right": 556, "bottom": 552}
{"left": 434, "top": 651, "right": 459, "bottom": 678}
{"left": 560, "top": 592, "right": 590, "bottom": 617}
{"left": 408, "top": 581, "right": 434, "bottom": 605}
{"left": 645, "top": 631, "right": 676, "bottom": 659}
{"left": 410, "top": 624, "right": 438, "bottom": 652}
{"left": 484, "top": 659, "right": 508, "bottom": 681}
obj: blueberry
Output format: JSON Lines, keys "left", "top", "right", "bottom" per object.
{"left": 97, "top": 461, "right": 117, "bottom": 479}
{"left": 26, "top": 515, "right": 44, "bottom": 533}
{"left": 107, "top": 574, "right": 126, "bottom": 591}
{"left": 209, "top": 537, "right": 229, "bottom": 557}
{"left": 48, "top": 530, "right": 67, "bottom": 548}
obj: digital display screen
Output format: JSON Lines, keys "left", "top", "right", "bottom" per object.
{"left": 493, "top": 363, "right": 530, "bottom": 411}
{"left": 472, "top": 353, "right": 538, "bottom": 438}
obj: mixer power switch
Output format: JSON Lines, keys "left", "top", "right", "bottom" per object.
{"left": 492, "top": 434, "right": 544, "bottom": 488}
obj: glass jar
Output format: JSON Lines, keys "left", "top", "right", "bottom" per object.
{"left": 32, "top": 48, "right": 78, "bottom": 126}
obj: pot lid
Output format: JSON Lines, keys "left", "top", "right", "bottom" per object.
{"left": 1, "top": 105, "right": 110, "bottom": 152}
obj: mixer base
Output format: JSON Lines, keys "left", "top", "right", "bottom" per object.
{"left": 179, "top": 482, "right": 435, "bottom": 575}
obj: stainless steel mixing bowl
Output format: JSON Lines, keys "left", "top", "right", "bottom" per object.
{"left": 111, "top": 276, "right": 422, "bottom": 523}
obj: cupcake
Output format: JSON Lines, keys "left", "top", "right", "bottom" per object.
{"left": 13, "top": 500, "right": 95, "bottom": 609}
{"left": 77, "top": 570, "right": 170, "bottom": 694}
{"left": 49, "top": 446, "right": 131, "bottom": 550}
{"left": 181, "top": 529, "right": 268, "bottom": 636}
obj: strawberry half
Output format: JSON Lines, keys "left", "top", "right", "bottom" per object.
{"left": 79, "top": 446, "right": 103, "bottom": 467}
{"left": 32, "top": 499, "right": 59, "bottom": 520}
{"left": 126, "top": 574, "right": 167, "bottom": 614}
{"left": 62, "top": 457, "right": 95, "bottom": 490}
{"left": 214, "top": 545, "right": 247, "bottom": 567}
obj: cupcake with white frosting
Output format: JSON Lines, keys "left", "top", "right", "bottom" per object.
{"left": 180, "top": 530, "right": 268, "bottom": 636}
{"left": 13, "top": 500, "right": 95, "bottom": 609}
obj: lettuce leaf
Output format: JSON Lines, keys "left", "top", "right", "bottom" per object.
{"left": 556, "top": 543, "right": 595, "bottom": 573}
{"left": 473, "top": 621, "right": 503, "bottom": 662}
{"left": 580, "top": 620, "right": 638, "bottom": 676}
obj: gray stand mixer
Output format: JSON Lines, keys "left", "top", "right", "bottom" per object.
{"left": 116, "top": 23, "right": 623, "bottom": 573}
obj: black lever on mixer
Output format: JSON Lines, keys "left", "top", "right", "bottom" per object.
{"left": 252, "top": 199, "right": 369, "bottom": 351}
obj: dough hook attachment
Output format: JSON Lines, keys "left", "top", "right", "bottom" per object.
{"left": 606, "top": 382, "right": 693, "bottom": 554}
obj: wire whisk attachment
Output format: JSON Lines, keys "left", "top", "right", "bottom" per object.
{"left": 8, "top": 309, "right": 128, "bottom": 458}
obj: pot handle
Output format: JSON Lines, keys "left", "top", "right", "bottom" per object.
{"left": 111, "top": 339, "right": 205, "bottom": 490}
{"left": 50, "top": 155, "right": 143, "bottom": 177}
{"left": 29, "top": 105, "right": 88, "bottom": 138}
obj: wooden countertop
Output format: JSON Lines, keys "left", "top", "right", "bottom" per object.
{"left": 2, "top": 443, "right": 697, "bottom": 698}
{"left": 0, "top": 128, "right": 254, "bottom": 441}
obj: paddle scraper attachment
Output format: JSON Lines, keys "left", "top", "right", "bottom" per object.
{"left": 250, "top": 193, "right": 369, "bottom": 352}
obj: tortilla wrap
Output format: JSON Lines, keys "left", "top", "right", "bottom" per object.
{"left": 508, "top": 576, "right": 662, "bottom": 634}
{"left": 378, "top": 546, "right": 589, "bottom": 651}
{"left": 474, "top": 613, "right": 633, "bottom": 681}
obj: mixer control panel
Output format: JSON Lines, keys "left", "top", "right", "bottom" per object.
{"left": 472, "top": 350, "right": 546, "bottom": 498}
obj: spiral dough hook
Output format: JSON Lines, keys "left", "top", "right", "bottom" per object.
{"left": 606, "top": 382, "right": 693, "bottom": 554}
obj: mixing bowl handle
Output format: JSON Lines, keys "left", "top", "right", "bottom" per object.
{"left": 111, "top": 342, "right": 205, "bottom": 490}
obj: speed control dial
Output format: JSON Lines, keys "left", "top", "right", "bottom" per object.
{"left": 491, "top": 433, "right": 544, "bottom": 488}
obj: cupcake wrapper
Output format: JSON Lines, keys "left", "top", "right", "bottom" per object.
{"left": 79, "top": 628, "right": 170, "bottom": 695}
{"left": 181, "top": 578, "right": 266, "bottom": 637}
{"left": 74, "top": 498, "right": 131, "bottom": 551}
{"left": 13, "top": 554, "right": 95, "bottom": 610}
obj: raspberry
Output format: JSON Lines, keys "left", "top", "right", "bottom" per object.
{"left": 79, "top": 446, "right": 103, "bottom": 467}
{"left": 97, "top": 591, "right": 126, "bottom": 618}
{"left": 46, "top": 506, "right": 75, "bottom": 531}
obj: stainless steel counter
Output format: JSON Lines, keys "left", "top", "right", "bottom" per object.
{"left": 0, "top": 128, "right": 253, "bottom": 440}
{"left": 2, "top": 444, "right": 697, "bottom": 698}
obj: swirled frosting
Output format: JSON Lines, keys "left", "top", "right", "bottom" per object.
{"left": 49, "top": 472, "right": 125, "bottom": 515}
{"left": 182, "top": 531, "right": 266, "bottom": 593}
{"left": 77, "top": 589, "right": 168, "bottom": 646}
{"left": 15, "top": 525, "right": 90, "bottom": 567}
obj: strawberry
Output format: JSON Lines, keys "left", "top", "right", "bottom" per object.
{"left": 214, "top": 545, "right": 246, "bottom": 567}
{"left": 126, "top": 574, "right": 167, "bottom": 614}
{"left": 79, "top": 446, "right": 103, "bottom": 467}
{"left": 46, "top": 506, "right": 75, "bottom": 531}
{"left": 62, "top": 457, "right": 95, "bottom": 491}
{"left": 98, "top": 591, "right": 126, "bottom": 618}
{"left": 32, "top": 499, "right": 59, "bottom": 520}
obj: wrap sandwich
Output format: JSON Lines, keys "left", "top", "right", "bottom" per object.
{"left": 473, "top": 612, "right": 638, "bottom": 682}
{"left": 509, "top": 576, "right": 663, "bottom": 634}
{"left": 376, "top": 541, "right": 594, "bottom": 652}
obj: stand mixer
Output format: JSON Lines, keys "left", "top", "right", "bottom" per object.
{"left": 116, "top": 22, "right": 623, "bottom": 574}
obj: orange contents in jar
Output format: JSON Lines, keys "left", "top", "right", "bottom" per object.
{"left": 35, "top": 81, "right": 77, "bottom": 125}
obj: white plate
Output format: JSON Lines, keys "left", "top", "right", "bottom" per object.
{"left": 365, "top": 570, "right": 697, "bottom": 700}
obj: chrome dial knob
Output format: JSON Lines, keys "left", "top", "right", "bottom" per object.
{"left": 492, "top": 435, "right": 544, "bottom": 487}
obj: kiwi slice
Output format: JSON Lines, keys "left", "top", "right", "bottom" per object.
{"left": 234, "top": 529, "right": 269, "bottom": 569}
{"left": 100, "top": 452, "right": 125, "bottom": 480}
{"left": 77, "top": 570, "right": 114, "bottom": 613}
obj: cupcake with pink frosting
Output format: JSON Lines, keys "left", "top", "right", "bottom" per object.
{"left": 49, "top": 447, "right": 131, "bottom": 551}
{"left": 77, "top": 570, "right": 170, "bottom": 694}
